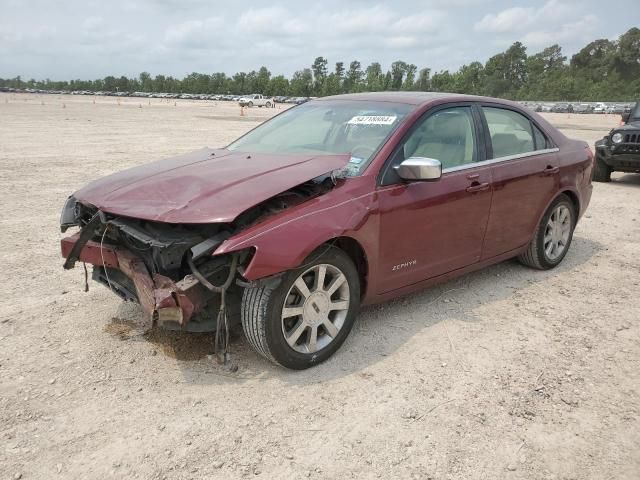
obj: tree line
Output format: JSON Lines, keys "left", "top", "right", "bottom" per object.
{"left": 2, "top": 28, "right": 638, "bottom": 101}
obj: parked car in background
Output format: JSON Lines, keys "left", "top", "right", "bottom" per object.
{"left": 593, "top": 103, "right": 608, "bottom": 114}
{"left": 606, "top": 104, "right": 626, "bottom": 114}
{"left": 594, "top": 101, "right": 640, "bottom": 181}
{"left": 238, "top": 94, "right": 274, "bottom": 107}
{"left": 59, "top": 92, "right": 594, "bottom": 369}
{"left": 574, "top": 104, "right": 594, "bottom": 114}
{"left": 551, "top": 103, "right": 573, "bottom": 113}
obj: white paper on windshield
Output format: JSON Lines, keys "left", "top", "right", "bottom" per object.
{"left": 347, "top": 115, "right": 397, "bottom": 125}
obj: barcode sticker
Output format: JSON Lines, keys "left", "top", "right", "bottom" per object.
{"left": 347, "top": 115, "right": 397, "bottom": 125}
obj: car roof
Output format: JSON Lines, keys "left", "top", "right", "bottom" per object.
{"left": 315, "top": 91, "right": 515, "bottom": 106}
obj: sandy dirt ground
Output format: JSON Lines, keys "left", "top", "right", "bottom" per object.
{"left": 1, "top": 93, "right": 638, "bottom": 480}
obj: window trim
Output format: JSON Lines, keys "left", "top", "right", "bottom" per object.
{"left": 442, "top": 147, "right": 560, "bottom": 173}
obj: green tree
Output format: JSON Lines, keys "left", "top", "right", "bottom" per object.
{"left": 365, "top": 62, "right": 383, "bottom": 91}
{"left": 268, "top": 75, "right": 289, "bottom": 96}
{"left": 455, "top": 62, "right": 484, "bottom": 94}
{"left": 390, "top": 61, "right": 407, "bottom": 90}
{"left": 290, "top": 69, "right": 313, "bottom": 96}
{"left": 343, "top": 61, "right": 363, "bottom": 93}
{"left": 139, "top": 72, "right": 153, "bottom": 91}
{"left": 254, "top": 67, "right": 271, "bottom": 94}
{"left": 402, "top": 64, "right": 417, "bottom": 90}
{"left": 5, "top": 27, "right": 640, "bottom": 102}
{"left": 416, "top": 68, "right": 431, "bottom": 91}
{"left": 311, "top": 56, "right": 328, "bottom": 95}
{"left": 613, "top": 27, "right": 640, "bottom": 81}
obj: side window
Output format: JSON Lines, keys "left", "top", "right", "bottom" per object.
{"left": 402, "top": 107, "right": 476, "bottom": 170}
{"left": 532, "top": 123, "right": 548, "bottom": 150}
{"left": 483, "top": 107, "right": 537, "bottom": 158}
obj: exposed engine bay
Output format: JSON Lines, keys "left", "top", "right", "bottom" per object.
{"left": 60, "top": 173, "right": 338, "bottom": 335}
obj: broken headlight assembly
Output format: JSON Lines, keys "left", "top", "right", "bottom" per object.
{"left": 60, "top": 196, "right": 79, "bottom": 232}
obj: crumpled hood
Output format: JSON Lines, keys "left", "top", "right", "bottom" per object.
{"left": 74, "top": 148, "right": 350, "bottom": 223}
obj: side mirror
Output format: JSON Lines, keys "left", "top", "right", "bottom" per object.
{"left": 394, "top": 157, "right": 442, "bottom": 181}
{"left": 621, "top": 113, "right": 630, "bottom": 125}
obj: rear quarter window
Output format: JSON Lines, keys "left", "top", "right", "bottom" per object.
{"left": 532, "top": 123, "right": 549, "bottom": 150}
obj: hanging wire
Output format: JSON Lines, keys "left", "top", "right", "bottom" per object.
{"left": 100, "top": 225, "right": 115, "bottom": 293}
{"left": 187, "top": 253, "right": 239, "bottom": 364}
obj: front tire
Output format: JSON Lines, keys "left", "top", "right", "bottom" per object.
{"left": 241, "top": 246, "right": 360, "bottom": 369}
{"left": 592, "top": 150, "right": 612, "bottom": 182}
{"left": 518, "top": 194, "right": 576, "bottom": 270}
{"left": 248, "top": 101, "right": 253, "bottom": 107}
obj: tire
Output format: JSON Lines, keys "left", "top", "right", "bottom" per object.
{"left": 241, "top": 246, "right": 360, "bottom": 369}
{"left": 265, "top": 102, "right": 272, "bottom": 108}
{"left": 592, "top": 150, "right": 612, "bottom": 182}
{"left": 248, "top": 101, "right": 253, "bottom": 107}
{"left": 518, "top": 194, "right": 576, "bottom": 270}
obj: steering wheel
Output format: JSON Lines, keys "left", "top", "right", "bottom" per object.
{"left": 350, "top": 145, "right": 376, "bottom": 159}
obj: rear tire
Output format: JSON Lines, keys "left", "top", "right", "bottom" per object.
{"left": 592, "top": 150, "right": 612, "bottom": 182}
{"left": 241, "top": 246, "right": 360, "bottom": 369}
{"left": 265, "top": 102, "right": 272, "bottom": 108}
{"left": 518, "top": 194, "right": 576, "bottom": 270}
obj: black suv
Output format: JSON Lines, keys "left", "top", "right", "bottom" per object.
{"left": 594, "top": 102, "right": 640, "bottom": 182}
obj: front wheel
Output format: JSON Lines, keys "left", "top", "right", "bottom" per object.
{"left": 241, "top": 246, "right": 360, "bottom": 369}
{"left": 592, "top": 150, "right": 612, "bottom": 182}
{"left": 518, "top": 194, "right": 576, "bottom": 270}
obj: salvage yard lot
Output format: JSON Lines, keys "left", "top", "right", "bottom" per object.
{"left": 1, "top": 93, "right": 639, "bottom": 480}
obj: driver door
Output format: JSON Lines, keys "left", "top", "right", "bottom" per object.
{"left": 376, "top": 105, "right": 493, "bottom": 294}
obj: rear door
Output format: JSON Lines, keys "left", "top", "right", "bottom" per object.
{"left": 479, "top": 105, "right": 560, "bottom": 259}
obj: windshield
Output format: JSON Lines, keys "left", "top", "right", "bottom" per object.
{"left": 227, "top": 100, "right": 415, "bottom": 175}
{"left": 632, "top": 102, "right": 640, "bottom": 119}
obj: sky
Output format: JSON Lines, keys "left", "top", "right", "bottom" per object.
{"left": 1, "top": 0, "right": 638, "bottom": 81}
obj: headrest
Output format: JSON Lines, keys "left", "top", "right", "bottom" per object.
{"left": 429, "top": 112, "right": 468, "bottom": 142}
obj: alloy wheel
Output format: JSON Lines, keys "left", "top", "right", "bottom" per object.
{"left": 544, "top": 204, "right": 572, "bottom": 261}
{"left": 281, "top": 264, "right": 350, "bottom": 354}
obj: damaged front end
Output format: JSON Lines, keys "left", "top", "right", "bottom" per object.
{"left": 59, "top": 173, "right": 337, "bottom": 331}
{"left": 61, "top": 198, "right": 249, "bottom": 331}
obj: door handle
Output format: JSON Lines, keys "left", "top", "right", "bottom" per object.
{"left": 541, "top": 165, "right": 560, "bottom": 176}
{"left": 466, "top": 182, "right": 490, "bottom": 193}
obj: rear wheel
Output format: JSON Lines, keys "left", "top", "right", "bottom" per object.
{"left": 518, "top": 194, "right": 576, "bottom": 270}
{"left": 265, "top": 101, "right": 272, "bottom": 108}
{"left": 592, "top": 150, "right": 612, "bottom": 182}
{"left": 241, "top": 246, "right": 360, "bottom": 369}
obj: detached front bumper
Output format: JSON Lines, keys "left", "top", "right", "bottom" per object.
{"left": 61, "top": 234, "right": 207, "bottom": 327}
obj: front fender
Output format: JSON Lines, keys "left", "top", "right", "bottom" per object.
{"left": 213, "top": 178, "right": 378, "bottom": 281}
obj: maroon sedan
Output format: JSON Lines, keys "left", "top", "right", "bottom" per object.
{"left": 60, "top": 92, "right": 593, "bottom": 369}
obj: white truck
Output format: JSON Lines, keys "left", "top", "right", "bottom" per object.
{"left": 238, "top": 94, "right": 274, "bottom": 108}
{"left": 593, "top": 102, "right": 607, "bottom": 114}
